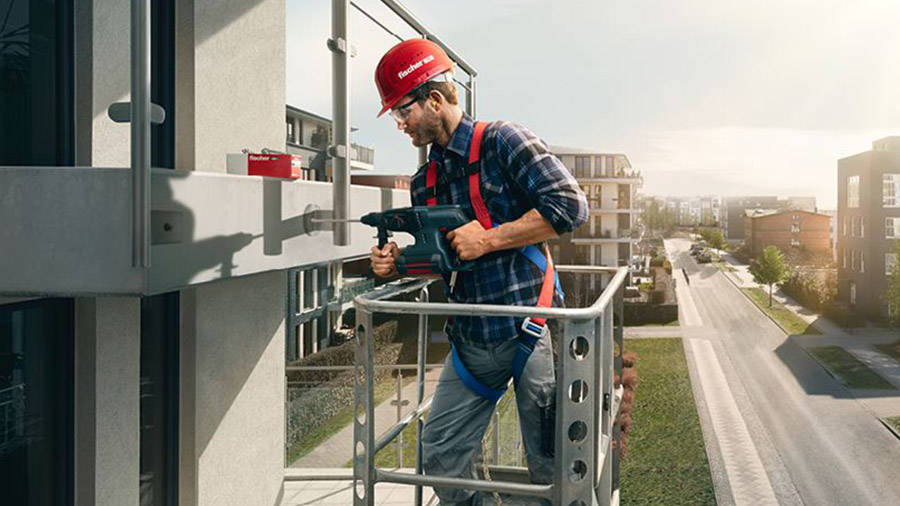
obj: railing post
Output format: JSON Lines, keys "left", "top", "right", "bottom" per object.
{"left": 415, "top": 286, "right": 429, "bottom": 506}
{"left": 130, "top": 0, "right": 151, "bottom": 268}
{"left": 491, "top": 410, "right": 500, "bottom": 465}
{"left": 598, "top": 304, "right": 614, "bottom": 506}
{"left": 353, "top": 307, "right": 376, "bottom": 505}
{"left": 554, "top": 318, "right": 597, "bottom": 505}
{"left": 331, "top": 0, "right": 351, "bottom": 246}
{"left": 396, "top": 371, "right": 403, "bottom": 467}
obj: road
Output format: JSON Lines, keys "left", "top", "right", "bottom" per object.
{"left": 666, "top": 238, "right": 900, "bottom": 506}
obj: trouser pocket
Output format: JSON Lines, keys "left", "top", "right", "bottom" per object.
{"left": 539, "top": 389, "right": 556, "bottom": 458}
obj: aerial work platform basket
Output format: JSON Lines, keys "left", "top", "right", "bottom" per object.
{"left": 350, "top": 266, "right": 626, "bottom": 506}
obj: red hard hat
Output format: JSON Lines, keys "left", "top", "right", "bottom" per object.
{"left": 374, "top": 39, "right": 454, "bottom": 117}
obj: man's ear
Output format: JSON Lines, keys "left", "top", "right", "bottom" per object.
{"left": 427, "top": 90, "right": 445, "bottom": 111}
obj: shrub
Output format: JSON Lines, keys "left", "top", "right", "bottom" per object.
{"left": 662, "top": 259, "right": 672, "bottom": 275}
{"left": 780, "top": 268, "right": 836, "bottom": 310}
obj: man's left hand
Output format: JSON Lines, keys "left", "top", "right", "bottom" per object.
{"left": 447, "top": 220, "right": 492, "bottom": 261}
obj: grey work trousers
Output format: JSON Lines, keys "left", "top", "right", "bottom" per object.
{"left": 422, "top": 330, "right": 556, "bottom": 506}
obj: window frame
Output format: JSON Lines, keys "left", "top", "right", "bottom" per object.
{"left": 847, "top": 175, "right": 860, "bottom": 208}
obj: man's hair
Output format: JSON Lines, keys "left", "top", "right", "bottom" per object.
{"left": 414, "top": 80, "right": 458, "bottom": 105}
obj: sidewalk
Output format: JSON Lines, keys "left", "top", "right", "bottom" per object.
{"left": 292, "top": 365, "right": 444, "bottom": 468}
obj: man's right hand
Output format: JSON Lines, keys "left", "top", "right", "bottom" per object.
{"left": 370, "top": 242, "right": 400, "bottom": 278}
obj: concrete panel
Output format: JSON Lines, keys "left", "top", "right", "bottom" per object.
{"left": 91, "top": 0, "right": 131, "bottom": 167}
{"left": 74, "top": 297, "right": 141, "bottom": 506}
{"left": 189, "top": 272, "right": 285, "bottom": 505}
{"left": 0, "top": 167, "right": 144, "bottom": 295}
{"left": 194, "top": 0, "right": 285, "bottom": 173}
{"left": 0, "top": 167, "right": 409, "bottom": 296}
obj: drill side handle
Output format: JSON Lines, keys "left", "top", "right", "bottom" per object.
{"left": 376, "top": 227, "right": 391, "bottom": 249}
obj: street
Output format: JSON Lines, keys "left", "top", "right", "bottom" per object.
{"left": 665, "top": 238, "right": 900, "bottom": 506}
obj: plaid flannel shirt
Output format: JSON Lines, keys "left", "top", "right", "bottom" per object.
{"left": 410, "top": 114, "right": 588, "bottom": 346}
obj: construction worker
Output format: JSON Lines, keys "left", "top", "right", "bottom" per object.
{"left": 371, "top": 39, "right": 588, "bottom": 505}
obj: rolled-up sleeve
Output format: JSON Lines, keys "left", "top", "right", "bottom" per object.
{"left": 494, "top": 122, "right": 588, "bottom": 234}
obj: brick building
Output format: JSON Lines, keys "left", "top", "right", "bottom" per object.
{"left": 744, "top": 209, "right": 832, "bottom": 257}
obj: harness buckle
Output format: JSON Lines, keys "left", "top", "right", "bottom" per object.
{"left": 521, "top": 317, "right": 548, "bottom": 340}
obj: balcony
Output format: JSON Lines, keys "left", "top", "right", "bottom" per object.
{"left": 572, "top": 227, "right": 636, "bottom": 242}
{"left": 0, "top": 167, "right": 410, "bottom": 296}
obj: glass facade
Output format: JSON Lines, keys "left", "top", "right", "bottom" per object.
{"left": 140, "top": 293, "right": 179, "bottom": 506}
{"left": 0, "top": 298, "right": 74, "bottom": 505}
{"left": 0, "top": 0, "right": 74, "bottom": 166}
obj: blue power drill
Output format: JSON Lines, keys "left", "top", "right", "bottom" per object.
{"left": 361, "top": 205, "right": 474, "bottom": 275}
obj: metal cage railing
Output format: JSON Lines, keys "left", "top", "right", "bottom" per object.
{"left": 349, "top": 265, "right": 627, "bottom": 506}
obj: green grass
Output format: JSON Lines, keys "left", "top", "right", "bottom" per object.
{"left": 875, "top": 340, "right": 900, "bottom": 362}
{"left": 884, "top": 416, "right": 900, "bottom": 435}
{"left": 286, "top": 342, "right": 451, "bottom": 465}
{"left": 621, "top": 338, "right": 716, "bottom": 505}
{"left": 713, "top": 261, "right": 737, "bottom": 273}
{"left": 741, "top": 287, "right": 822, "bottom": 335}
{"left": 807, "top": 346, "right": 896, "bottom": 390}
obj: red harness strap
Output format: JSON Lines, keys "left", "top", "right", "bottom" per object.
{"left": 425, "top": 121, "right": 556, "bottom": 323}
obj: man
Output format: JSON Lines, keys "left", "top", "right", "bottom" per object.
{"left": 370, "top": 39, "right": 588, "bottom": 505}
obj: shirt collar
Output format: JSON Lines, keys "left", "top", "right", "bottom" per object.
{"left": 429, "top": 113, "right": 475, "bottom": 163}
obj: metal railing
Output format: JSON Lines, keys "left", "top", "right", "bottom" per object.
{"left": 347, "top": 266, "right": 627, "bottom": 505}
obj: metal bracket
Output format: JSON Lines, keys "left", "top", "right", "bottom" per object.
{"left": 107, "top": 102, "right": 167, "bottom": 124}
{"left": 302, "top": 205, "right": 334, "bottom": 235}
{"left": 328, "top": 144, "right": 357, "bottom": 159}
{"left": 327, "top": 37, "right": 357, "bottom": 57}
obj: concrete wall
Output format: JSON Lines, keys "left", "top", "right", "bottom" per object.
{"left": 88, "top": 0, "right": 131, "bottom": 167}
{"left": 193, "top": 0, "right": 285, "bottom": 173}
{"left": 74, "top": 297, "right": 141, "bottom": 506}
{"left": 180, "top": 271, "right": 285, "bottom": 506}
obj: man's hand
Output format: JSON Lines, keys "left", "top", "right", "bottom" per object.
{"left": 371, "top": 242, "right": 400, "bottom": 278}
{"left": 447, "top": 220, "right": 493, "bottom": 261}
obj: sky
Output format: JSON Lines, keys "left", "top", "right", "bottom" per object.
{"left": 286, "top": 0, "right": 900, "bottom": 210}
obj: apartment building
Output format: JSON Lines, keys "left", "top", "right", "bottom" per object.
{"left": 548, "top": 148, "right": 642, "bottom": 270}
{"left": 723, "top": 196, "right": 780, "bottom": 239}
{"left": 0, "top": 1, "right": 427, "bottom": 504}
{"left": 743, "top": 209, "right": 832, "bottom": 257}
{"left": 657, "top": 196, "right": 721, "bottom": 227}
{"left": 837, "top": 136, "right": 900, "bottom": 319}
{"left": 285, "top": 105, "right": 375, "bottom": 180}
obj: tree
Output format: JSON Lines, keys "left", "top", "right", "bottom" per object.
{"left": 883, "top": 240, "right": 900, "bottom": 325}
{"left": 705, "top": 229, "right": 726, "bottom": 252}
{"left": 749, "top": 245, "right": 791, "bottom": 307}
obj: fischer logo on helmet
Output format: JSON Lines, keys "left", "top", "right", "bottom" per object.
{"left": 374, "top": 39, "right": 454, "bottom": 117}
{"left": 397, "top": 55, "right": 435, "bottom": 80}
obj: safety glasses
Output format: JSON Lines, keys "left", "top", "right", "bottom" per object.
{"left": 389, "top": 95, "right": 420, "bottom": 123}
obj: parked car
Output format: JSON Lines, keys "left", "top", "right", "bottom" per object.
{"left": 696, "top": 253, "right": 712, "bottom": 264}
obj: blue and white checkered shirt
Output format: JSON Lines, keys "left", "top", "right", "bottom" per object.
{"left": 410, "top": 114, "right": 588, "bottom": 346}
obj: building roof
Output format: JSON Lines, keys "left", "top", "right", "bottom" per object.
{"left": 286, "top": 104, "right": 358, "bottom": 132}
{"left": 745, "top": 208, "right": 831, "bottom": 219}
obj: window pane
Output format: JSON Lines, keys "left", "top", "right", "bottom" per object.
{"left": 0, "top": 298, "right": 74, "bottom": 504}
{"left": 140, "top": 292, "right": 179, "bottom": 506}
{"left": 847, "top": 176, "right": 860, "bottom": 208}
{"left": 0, "top": 0, "right": 73, "bottom": 165}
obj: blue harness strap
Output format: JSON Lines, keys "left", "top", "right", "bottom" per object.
{"left": 451, "top": 343, "right": 507, "bottom": 403}
{"left": 442, "top": 121, "right": 558, "bottom": 402}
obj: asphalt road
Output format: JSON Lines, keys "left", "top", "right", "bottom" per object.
{"left": 666, "top": 238, "right": 900, "bottom": 506}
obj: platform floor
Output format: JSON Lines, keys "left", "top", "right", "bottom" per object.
{"left": 281, "top": 468, "right": 436, "bottom": 505}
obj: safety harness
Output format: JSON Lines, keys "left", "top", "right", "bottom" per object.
{"left": 425, "top": 121, "right": 560, "bottom": 402}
